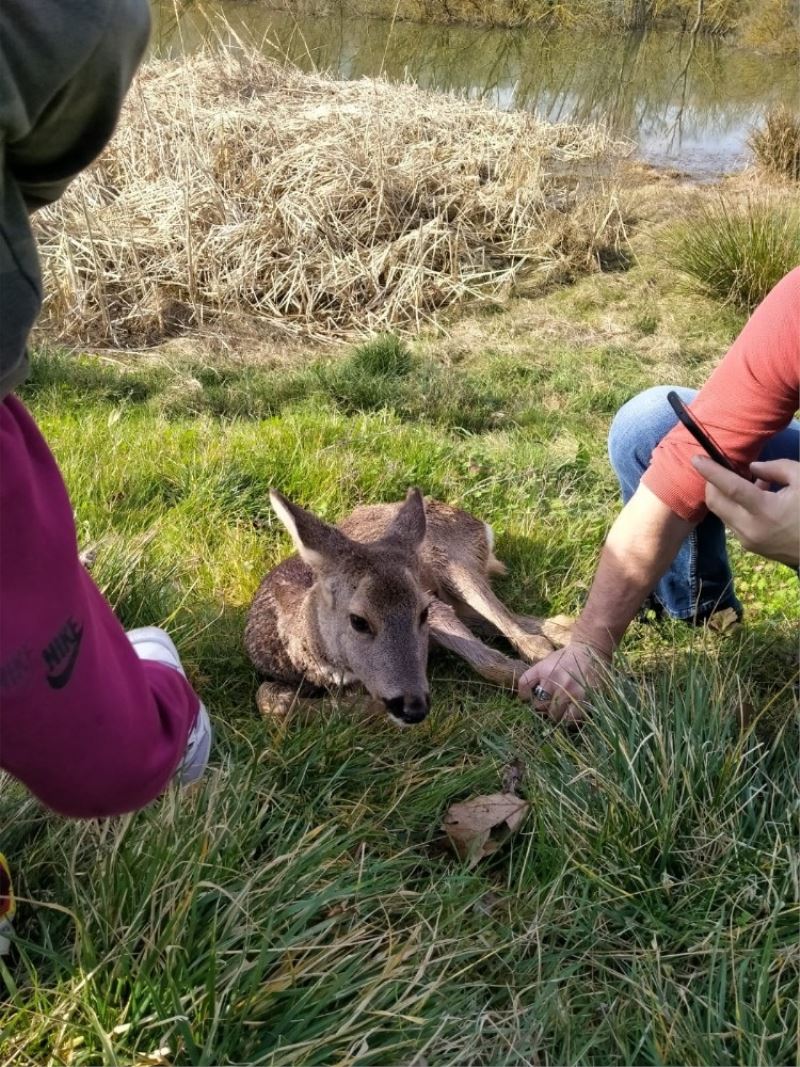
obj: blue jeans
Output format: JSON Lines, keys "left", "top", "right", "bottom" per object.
{"left": 608, "top": 387, "right": 800, "bottom": 622}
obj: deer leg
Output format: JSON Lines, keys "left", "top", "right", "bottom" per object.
{"left": 514, "top": 613, "right": 574, "bottom": 648}
{"left": 452, "top": 590, "right": 573, "bottom": 653}
{"left": 428, "top": 600, "right": 528, "bottom": 691}
{"left": 442, "top": 564, "right": 555, "bottom": 663}
{"left": 451, "top": 602, "right": 501, "bottom": 638}
{"left": 457, "top": 609, "right": 573, "bottom": 649}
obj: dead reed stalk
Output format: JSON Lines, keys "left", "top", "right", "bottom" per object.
{"left": 35, "top": 48, "right": 630, "bottom": 347}
{"left": 749, "top": 105, "right": 800, "bottom": 182}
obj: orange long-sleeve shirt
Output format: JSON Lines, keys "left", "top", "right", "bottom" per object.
{"left": 642, "top": 267, "right": 800, "bottom": 524}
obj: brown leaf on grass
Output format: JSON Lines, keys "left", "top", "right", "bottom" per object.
{"left": 442, "top": 793, "right": 530, "bottom": 867}
{"left": 707, "top": 606, "right": 740, "bottom": 634}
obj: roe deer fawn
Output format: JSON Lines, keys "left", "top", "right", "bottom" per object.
{"left": 245, "top": 489, "right": 571, "bottom": 725}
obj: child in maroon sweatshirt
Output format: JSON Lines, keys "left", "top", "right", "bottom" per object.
{"left": 0, "top": 0, "right": 211, "bottom": 819}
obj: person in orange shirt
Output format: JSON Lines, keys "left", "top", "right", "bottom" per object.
{"left": 520, "top": 267, "right": 800, "bottom": 722}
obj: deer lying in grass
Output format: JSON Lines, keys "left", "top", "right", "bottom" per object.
{"left": 245, "top": 489, "right": 571, "bottom": 724}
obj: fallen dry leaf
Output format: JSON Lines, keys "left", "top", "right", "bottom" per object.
{"left": 707, "top": 606, "right": 740, "bottom": 634}
{"left": 442, "top": 793, "right": 529, "bottom": 867}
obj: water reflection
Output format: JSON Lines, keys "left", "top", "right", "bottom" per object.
{"left": 151, "top": 2, "right": 796, "bottom": 177}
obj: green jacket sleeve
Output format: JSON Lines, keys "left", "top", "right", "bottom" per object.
{"left": 1, "top": 0, "right": 151, "bottom": 207}
{"left": 0, "top": 0, "right": 150, "bottom": 397}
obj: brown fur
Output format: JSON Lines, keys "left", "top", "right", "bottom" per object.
{"left": 245, "top": 489, "right": 571, "bottom": 723}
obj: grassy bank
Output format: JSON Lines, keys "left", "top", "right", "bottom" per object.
{"left": 2, "top": 253, "right": 799, "bottom": 1064}
{"left": 263, "top": 0, "right": 799, "bottom": 55}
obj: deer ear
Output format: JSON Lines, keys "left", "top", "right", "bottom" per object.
{"left": 384, "top": 487, "right": 426, "bottom": 554}
{"left": 269, "top": 490, "right": 349, "bottom": 570}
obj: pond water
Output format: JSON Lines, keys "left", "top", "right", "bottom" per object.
{"left": 151, "top": 3, "right": 796, "bottom": 179}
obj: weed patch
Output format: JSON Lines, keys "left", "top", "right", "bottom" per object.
{"left": 663, "top": 198, "right": 800, "bottom": 311}
{"left": 749, "top": 105, "right": 800, "bottom": 181}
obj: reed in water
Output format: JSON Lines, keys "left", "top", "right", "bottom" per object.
{"left": 263, "top": 0, "right": 798, "bottom": 53}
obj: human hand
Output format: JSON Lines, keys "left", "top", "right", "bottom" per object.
{"left": 518, "top": 642, "right": 610, "bottom": 725}
{"left": 691, "top": 456, "right": 800, "bottom": 566}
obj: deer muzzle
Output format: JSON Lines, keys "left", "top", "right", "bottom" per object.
{"left": 382, "top": 692, "right": 431, "bottom": 725}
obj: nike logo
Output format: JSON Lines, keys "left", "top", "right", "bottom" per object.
{"left": 42, "top": 618, "right": 84, "bottom": 690}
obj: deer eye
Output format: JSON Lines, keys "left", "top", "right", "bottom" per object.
{"left": 349, "top": 613, "right": 372, "bottom": 635}
{"left": 419, "top": 606, "right": 429, "bottom": 627}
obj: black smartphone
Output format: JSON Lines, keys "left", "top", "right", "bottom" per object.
{"left": 666, "top": 391, "right": 749, "bottom": 478}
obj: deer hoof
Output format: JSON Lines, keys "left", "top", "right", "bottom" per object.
{"left": 255, "top": 682, "right": 295, "bottom": 719}
{"left": 540, "top": 614, "right": 575, "bottom": 648}
{"left": 517, "top": 633, "right": 557, "bottom": 663}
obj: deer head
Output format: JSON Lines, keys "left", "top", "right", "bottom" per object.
{"left": 270, "top": 488, "right": 432, "bottom": 725}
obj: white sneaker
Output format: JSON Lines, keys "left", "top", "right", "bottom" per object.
{"left": 127, "top": 626, "right": 212, "bottom": 786}
{"left": 0, "top": 853, "right": 14, "bottom": 956}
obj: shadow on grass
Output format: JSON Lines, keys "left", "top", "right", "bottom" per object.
{"left": 23, "top": 349, "right": 168, "bottom": 405}
{"left": 24, "top": 339, "right": 516, "bottom": 434}
{"left": 24, "top": 336, "right": 648, "bottom": 440}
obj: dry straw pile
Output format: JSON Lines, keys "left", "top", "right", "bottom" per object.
{"left": 35, "top": 49, "right": 629, "bottom": 347}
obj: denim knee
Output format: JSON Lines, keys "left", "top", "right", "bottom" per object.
{"left": 608, "top": 386, "right": 696, "bottom": 499}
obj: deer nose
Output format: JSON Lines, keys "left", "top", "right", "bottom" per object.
{"left": 383, "top": 693, "right": 431, "bottom": 724}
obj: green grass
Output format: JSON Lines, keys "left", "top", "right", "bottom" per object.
{"left": 2, "top": 271, "right": 798, "bottom": 1065}
{"left": 664, "top": 199, "right": 800, "bottom": 312}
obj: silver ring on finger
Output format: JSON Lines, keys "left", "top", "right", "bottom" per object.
{"left": 532, "top": 685, "right": 552, "bottom": 703}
